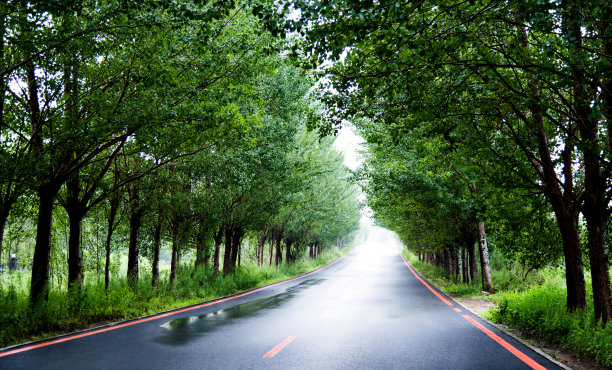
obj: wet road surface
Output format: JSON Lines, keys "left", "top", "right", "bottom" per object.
{"left": 0, "top": 235, "right": 560, "bottom": 369}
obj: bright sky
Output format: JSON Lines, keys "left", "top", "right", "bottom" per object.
{"left": 333, "top": 123, "right": 364, "bottom": 171}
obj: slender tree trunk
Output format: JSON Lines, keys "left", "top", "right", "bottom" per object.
{"left": 462, "top": 249, "right": 469, "bottom": 283}
{"left": 275, "top": 232, "right": 282, "bottom": 265}
{"left": 452, "top": 249, "right": 461, "bottom": 282}
{"left": 442, "top": 250, "right": 449, "bottom": 277}
{"left": 195, "top": 237, "right": 205, "bottom": 269}
{"left": 477, "top": 221, "right": 493, "bottom": 293}
{"left": 127, "top": 187, "right": 143, "bottom": 286}
{"left": 576, "top": 84, "right": 612, "bottom": 322}
{"left": 223, "top": 226, "right": 232, "bottom": 276}
{"left": 284, "top": 238, "right": 292, "bottom": 265}
{"left": 170, "top": 220, "right": 179, "bottom": 284}
{"left": 573, "top": 55, "right": 611, "bottom": 323}
{"left": 230, "top": 226, "right": 243, "bottom": 271}
{"left": 152, "top": 222, "right": 162, "bottom": 287}
{"left": 66, "top": 173, "right": 84, "bottom": 291}
{"left": 67, "top": 208, "right": 83, "bottom": 291}
{"left": 30, "top": 184, "right": 58, "bottom": 304}
{"left": 269, "top": 237, "right": 273, "bottom": 266}
{"left": 203, "top": 236, "right": 211, "bottom": 269}
{"left": 213, "top": 226, "right": 223, "bottom": 278}
{"left": 257, "top": 229, "right": 267, "bottom": 266}
{"left": 104, "top": 196, "right": 118, "bottom": 291}
{"left": 0, "top": 210, "right": 8, "bottom": 270}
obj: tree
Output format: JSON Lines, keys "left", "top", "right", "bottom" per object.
{"left": 289, "top": 0, "right": 611, "bottom": 320}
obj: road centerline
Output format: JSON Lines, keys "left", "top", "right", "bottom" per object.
{"left": 263, "top": 335, "right": 297, "bottom": 358}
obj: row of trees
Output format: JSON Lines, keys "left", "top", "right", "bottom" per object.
{"left": 0, "top": 1, "right": 360, "bottom": 304}
{"left": 286, "top": 0, "right": 612, "bottom": 323}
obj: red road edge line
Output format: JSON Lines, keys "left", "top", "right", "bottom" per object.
{"left": 462, "top": 315, "right": 546, "bottom": 370}
{"left": 400, "top": 253, "right": 545, "bottom": 369}
{"left": 262, "top": 335, "right": 297, "bottom": 358}
{"left": 0, "top": 256, "right": 346, "bottom": 358}
{"left": 399, "top": 253, "right": 452, "bottom": 306}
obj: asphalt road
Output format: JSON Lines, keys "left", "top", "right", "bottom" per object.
{"left": 0, "top": 232, "right": 561, "bottom": 369}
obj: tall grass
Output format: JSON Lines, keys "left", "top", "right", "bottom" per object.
{"left": 0, "top": 248, "right": 345, "bottom": 348}
{"left": 487, "top": 282, "right": 612, "bottom": 367}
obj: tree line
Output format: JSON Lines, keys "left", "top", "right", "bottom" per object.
{"left": 0, "top": 1, "right": 360, "bottom": 304}
{"left": 285, "top": 0, "right": 612, "bottom": 324}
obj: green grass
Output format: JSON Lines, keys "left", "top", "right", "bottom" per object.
{"left": 487, "top": 284, "right": 612, "bottom": 367}
{"left": 402, "top": 249, "right": 612, "bottom": 367}
{"left": 0, "top": 248, "right": 347, "bottom": 348}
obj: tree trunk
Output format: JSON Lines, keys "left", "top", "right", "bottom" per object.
{"left": 269, "top": 236, "right": 274, "bottom": 265}
{"left": 30, "top": 184, "right": 59, "bottom": 304}
{"left": 462, "top": 249, "right": 469, "bottom": 284}
{"left": 573, "top": 43, "right": 611, "bottom": 323}
{"left": 222, "top": 226, "right": 232, "bottom": 276}
{"left": 104, "top": 196, "right": 118, "bottom": 291}
{"left": 213, "top": 226, "right": 223, "bottom": 278}
{"left": 453, "top": 249, "right": 460, "bottom": 282}
{"left": 195, "top": 237, "right": 205, "bottom": 270}
{"left": 230, "top": 226, "right": 243, "bottom": 271}
{"left": 275, "top": 231, "right": 283, "bottom": 265}
{"left": 127, "top": 186, "right": 143, "bottom": 286}
{"left": 443, "top": 250, "right": 450, "bottom": 277}
{"left": 257, "top": 229, "right": 267, "bottom": 266}
{"left": 170, "top": 220, "right": 179, "bottom": 284}
{"left": 203, "top": 238, "right": 211, "bottom": 268}
{"left": 66, "top": 174, "right": 84, "bottom": 291}
{"left": 152, "top": 221, "right": 162, "bottom": 287}
{"left": 477, "top": 221, "right": 493, "bottom": 293}
{"left": 67, "top": 208, "right": 83, "bottom": 291}
{"left": 595, "top": 16, "right": 612, "bottom": 324}
{"left": 285, "top": 238, "right": 293, "bottom": 265}
{"left": 518, "top": 14, "right": 586, "bottom": 312}
{"left": 0, "top": 210, "right": 8, "bottom": 270}
{"left": 576, "top": 83, "right": 612, "bottom": 322}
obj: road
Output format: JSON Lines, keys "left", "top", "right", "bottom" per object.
{"left": 0, "top": 230, "right": 560, "bottom": 369}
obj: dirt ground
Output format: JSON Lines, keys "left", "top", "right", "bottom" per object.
{"left": 456, "top": 297, "right": 607, "bottom": 370}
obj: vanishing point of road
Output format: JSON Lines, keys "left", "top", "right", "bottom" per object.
{"left": 0, "top": 230, "right": 561, "bottom": 369}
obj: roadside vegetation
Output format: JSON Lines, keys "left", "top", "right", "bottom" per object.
{"left": 404, "top": 249, "right": 612, "bottom": 367}
{"left": 0, "top": 247, "right": 352, "bottom": 348}
{"left": 2, "top": 0, "right": 611, "bottom": 366}
{"left": 0, "top": 1, "right": 360, "bottom": 348}
{"left": 282, "top": 0, "right": 612, "bottom": 368}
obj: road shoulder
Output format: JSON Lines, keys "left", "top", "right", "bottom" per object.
{"left": 456, "top": 297, "right": 606, "bottom": 370}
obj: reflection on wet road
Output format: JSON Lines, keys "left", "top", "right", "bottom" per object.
{"left": 156, "top": 279, "right": 324, "bottom": 346}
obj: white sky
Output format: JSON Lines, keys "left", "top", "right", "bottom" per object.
{"left": 333, "top": 122, "right": 364, "bottom": 170}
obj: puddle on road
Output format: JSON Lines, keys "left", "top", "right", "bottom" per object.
{"left": 155, "top": 278, "right": 324, "bottom": 346}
